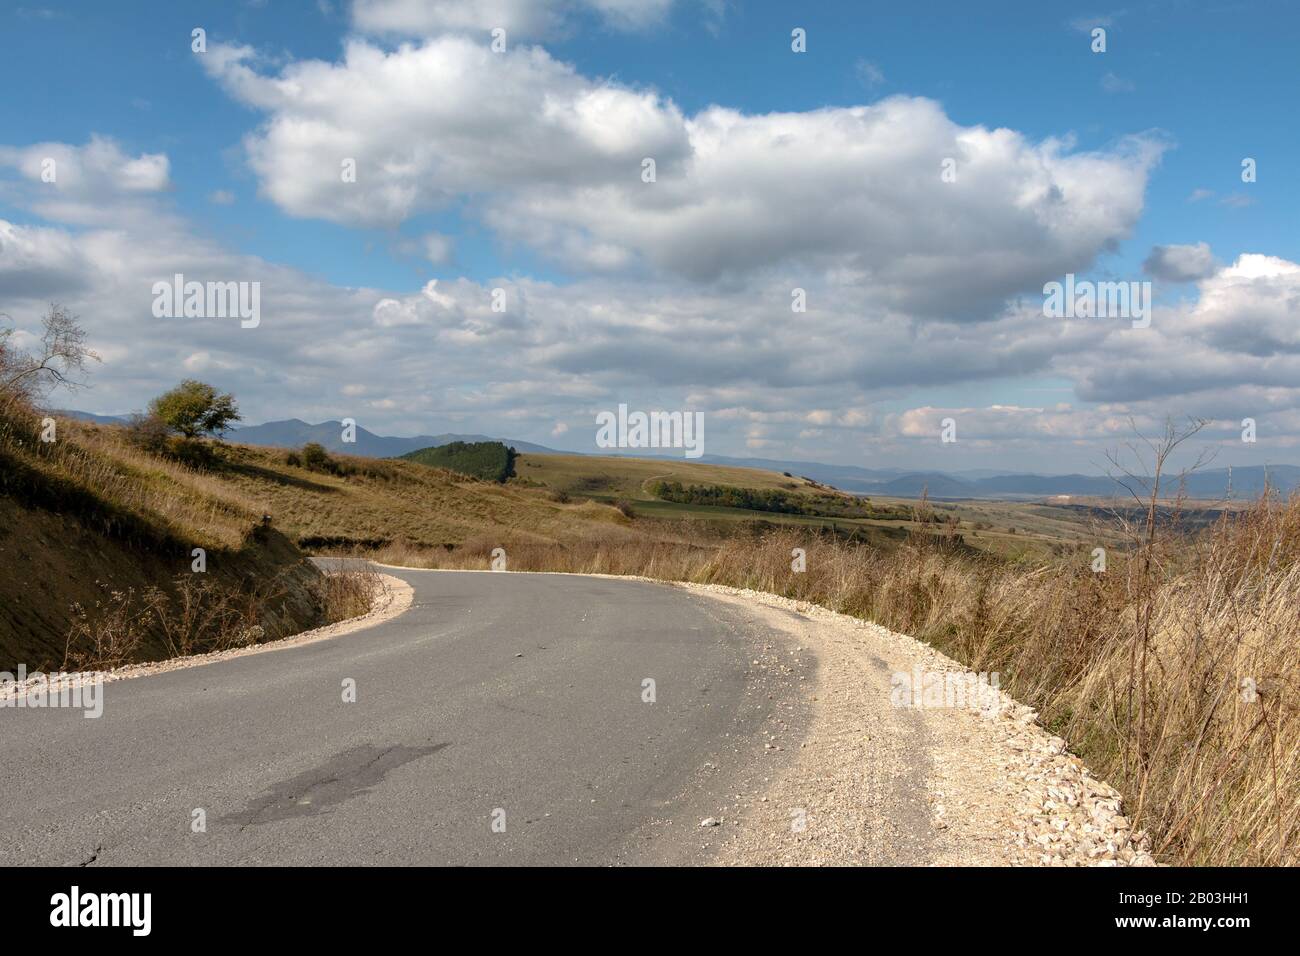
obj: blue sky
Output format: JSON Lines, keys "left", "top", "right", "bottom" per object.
{"left": 1, "top": 0, "right": 1297, "bottom": 471}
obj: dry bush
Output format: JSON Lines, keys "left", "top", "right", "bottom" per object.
{"left": 60, "top": 561, "right": 383, "bottom": 672}
{"left": 123, "top": 413, "right": 172, "bottom": 456}
{"left": 313, "top": 563, "right": 383, "bottom": 623}
{"left": 147, "top": 574, "right": 277, "bottom": 658}
{"left": 63, "top": 585, "right": 156, "bottom": 670}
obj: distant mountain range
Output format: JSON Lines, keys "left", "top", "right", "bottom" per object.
{"left": 57, "top": 413, "right": 559, "bottom": 457}
{"left": 840, "top": 467, "right": 1300, "bottom": 500}
{"left": 58, "top": 411, "right": 1300, "bottom": 499}
{"left": 684, "top": 454, "right": 1299, "bottom": 499}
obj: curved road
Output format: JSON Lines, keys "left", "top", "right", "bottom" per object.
{"left": 0, "top": 567, "right": 812, "bottom": 866}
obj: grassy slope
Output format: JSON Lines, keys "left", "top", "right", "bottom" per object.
{"left": 215, "top": 444, "right": 637, "bottom": 550}
{"left": 75, "top": 439, "right": 1066, "bottom": 566}
{"left": 515, "top": 452, "right": 922, "bottom": 548}
{"left": 0, "top": 413, "right": 325, "bottom": 670}
{"left": 517, "top": 452, "right": 830, "bottom": 499}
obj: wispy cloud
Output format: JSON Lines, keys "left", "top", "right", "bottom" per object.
{"left": 855, "top": 58, "right": 885, "bottom": 90}
{"left": 1100, "top": 72, "right": 1135, "bottom": 93}
{"left": 1069, "top": 10, "right": 1125, "bottom": 32}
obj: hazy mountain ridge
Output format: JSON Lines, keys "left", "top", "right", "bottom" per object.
{"left": 56, "top": 413, "right": 560, "bottom": 457}
{"left": 870, "top": 467, "right": 1300, "bottom": 499}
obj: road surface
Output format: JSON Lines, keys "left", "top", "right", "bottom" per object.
{"left": 0, "top": 566, "right": 813, "bottom": 865}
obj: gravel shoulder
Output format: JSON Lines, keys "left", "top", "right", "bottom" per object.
{"left": 672, "top": 581, "right": 1156, "bottom": 866}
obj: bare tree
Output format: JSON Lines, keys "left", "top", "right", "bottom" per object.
{"left": 1104, "top": 416, "right": 1212, "bottom": 786}
{"left": 0, "top": 303, "right": 101, "bottom": 401}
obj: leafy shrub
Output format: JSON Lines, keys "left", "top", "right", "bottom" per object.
{"left": 300, "top": 442, "right": 333, "bottom": 472}
{"left": 124, "top": 413, "right": 171, "bottom": 456}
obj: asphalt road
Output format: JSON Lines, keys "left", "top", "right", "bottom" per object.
{"left": 0, "top": 567, "right": 809, "bottom": 865}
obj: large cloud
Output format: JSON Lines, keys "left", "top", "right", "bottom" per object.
{"left": 201, "top": 37, "right": 1164, "bottom": 315}
{"left": 1062, "top": 254, "right": 1300, "bottom": 404}
{"left": 351, "top": 0, "right": 676, "bottom": 37}
{"left": 202, "top": 38, "right": 689, "bottom": 228}
{"left": 0, "top": 136, "right": 171, "bottom": 227}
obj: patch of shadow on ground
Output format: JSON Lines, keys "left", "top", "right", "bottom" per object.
{"left": 219, "top": 742, "right": 450, "bottom": 827}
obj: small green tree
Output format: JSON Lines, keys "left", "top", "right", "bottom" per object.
{"left": 148, "top": 380, "right": 241, "bottom": 440}
{"left": 300, "top": 442, "right": 332, "bottom": 471}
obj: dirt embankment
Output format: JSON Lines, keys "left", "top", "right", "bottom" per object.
{"left": 0, "top": 495, "right": 324, "bottom": 672}
{"left": 0, "top": 572, "right": 412, "bottom": 701}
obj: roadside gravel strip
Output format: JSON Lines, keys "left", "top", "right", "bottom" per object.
{"left": 0, "top": 573, "right": 413, "bottom": 701}
{"left": 667, "top": 581, "right": 1157, "bottom": 867}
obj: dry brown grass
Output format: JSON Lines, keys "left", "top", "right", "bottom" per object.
{"left": 314, "top": 564, "right": 384, "bottom": 624}
{"left": 0, "top": 396, "right": 258, "bottom": 550}
{"left": 370, "top": 499, "right": 1299, "bottom": 867}
{"left": 210, "top": 442, "right": 641, "bottom": 551}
